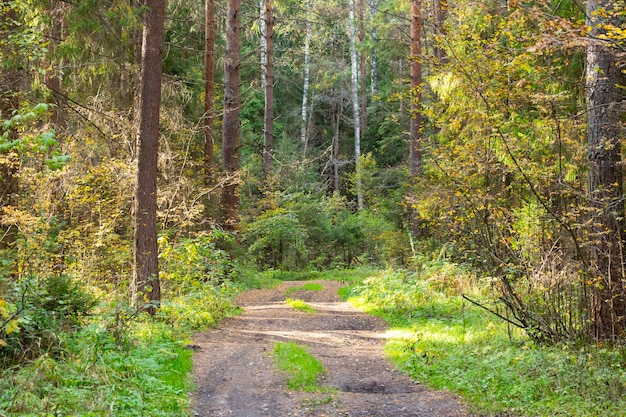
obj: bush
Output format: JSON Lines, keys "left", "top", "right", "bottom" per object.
{"left": 243, "top": 208, "right": 309, "bottom": 270}
{"left": 1, "top": 275, "right": 97, "bottom": 364}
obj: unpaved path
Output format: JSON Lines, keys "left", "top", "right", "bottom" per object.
{"left": 191, "top": 280, "right": 471, "bottom": 417}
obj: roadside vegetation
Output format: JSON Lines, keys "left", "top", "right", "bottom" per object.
{"left": 344, "top": 264, "right": 626, "bottom": 417}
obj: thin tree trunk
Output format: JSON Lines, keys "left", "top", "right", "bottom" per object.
{"left": 332, "top": 100, "right": 343, "bottom": 193}
{"left": 133, "top": 0, "right": 166, "bottom": 315}
{"left": 44, "top": 1, "right": 67, "bottom": 130}
{"left": 585, "top": 0, "right": 625, "bottom": 341}
{"left": 358, "top": 0, "right": 367, "bottom": 137}
{"left": 369, "top": 0, "right": 378, "bottom": 96}
{"left": 409, "top": 0, "right": 422, "bottom": 177}
{"left": 204, "top": 0, "right": 215, "bottom": 194}
{"left": 349, "top": 0, "right": 363, "bottom": 210}
{"left": 220, "top": 0, "right": 241, "bottom": 229}
{"left": 433, "top": 0, "right": 447, "bottom": 63}
{"left": 262, "top": 0, "right": 274, "bottom": 179}
{"left": 0, "top": 3, "right": 21, "bottom": 252}
{"left": 300, "top": 0, "right": 312, "bottom": 148}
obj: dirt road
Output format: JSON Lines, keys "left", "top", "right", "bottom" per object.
{"left": 191, "top": 280, "right": 471, "bottom": 417}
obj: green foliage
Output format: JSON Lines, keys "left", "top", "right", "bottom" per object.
{"left": 0, "top": 321, "right": 194, "bottom": 416}
{"left": 273, "top": 342, "right": 328, "bottom": 391}
{"left": 347, "top": 266, "right": 626, "bottom": 416}
{"left": 160, "top": 230, "right": 235, "bottom": 294}
{"left": 244, "top": 208, "right": 309, "bottom": 270}
{"left": 1, "top": 275, "right": 97, "bottom": 364}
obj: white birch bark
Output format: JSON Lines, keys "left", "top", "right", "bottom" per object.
{"left": 300, "top": 0, "right": 312, "bottom": 148}
{"left": 349, "top": 0, "right": 363, "bottom": 210}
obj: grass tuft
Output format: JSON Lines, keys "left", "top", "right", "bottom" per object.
{"left": 286, "top": 298, "right": 317, "bottom": 313}
{"left": 273, "top": 342, "right": 328, "bottom": 391}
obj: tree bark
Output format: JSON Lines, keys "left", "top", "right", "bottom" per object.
{"left": 133, "top": 0, "right": 166, "bottom": 315}
{"left": 300, "top": 0, "right": 312, "bottom": 150}
{"left": 358, "top": 0, "right": 367, "bottom": 137}
{"left": 585, "top": 0, "right": 625, "bottom": 341}
{"left": 409, "top": 0, "right": 422, "bottom": 177}
{"left": 204, "top": 0, "right": 215, "bottom": 195}
{"left": 369, "top": 0, "right": 378, "bottom": 96}
{"left": 262, "top": 0, "right": 274, "bottom": 179}
{"left": 433, "top": 0, "right": 447, "bottom": 63}
{"left": 349, "top": 0, "right": 363, "bottom": 210}
{"left": 0, "top": 3, "right": 23, "bottom": 253}
{"left": 220, "top": 0, "right": 241, "bottom": 229}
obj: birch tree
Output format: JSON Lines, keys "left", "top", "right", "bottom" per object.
{"left": 349, "top": 0, "right": 363, "bottom": 210}
{"left": 300, "top": 0, "right": 312, "bottom": 151}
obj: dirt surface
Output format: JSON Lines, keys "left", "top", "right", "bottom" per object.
{"left": 191, "top": 280, "right": 471, "bottom": 417}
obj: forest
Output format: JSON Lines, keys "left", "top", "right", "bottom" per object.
{"left": 0, "top": 0, "right": 625, "bottom": 415}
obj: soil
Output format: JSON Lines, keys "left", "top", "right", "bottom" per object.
{"left": 191, "top": 280, "right": 472, "bottom": 417}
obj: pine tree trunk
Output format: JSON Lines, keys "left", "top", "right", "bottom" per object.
{"left": 409, "top": 0, "right": 422, "bottom": 177}
{"left": 220, "top": 0, "right": 241, "bottom": 229}
{"left": 204, "top": 0, "right": 215, "bottom": 193}
{"left": 133, "top": 0, "right": 166, "bottom": 315}
{"left": 585, "top": 0, "right": 625, "bottom": 341}
{"left": 349, "top": 0, "right": 363, "bottom": 210}
{"left": 262, "top": 0, "right": 274, "bottom": 179}
{"left": 433, "top": 0, "right": 447, "bottom": 63}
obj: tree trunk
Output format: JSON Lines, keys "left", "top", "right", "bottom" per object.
{"left": 133, "top": 0, "right": 166, "bottom": 315}
{"left": 262, "top": 0, "right": 274, "bottom": 179}
{"left": 300, "top": 0, "right": 312, "bottom": 150}
{"left": 358, "top": 0, "right": 367, "bottom": 137}
{"left": 0, "top": 3, "right": 20, "bottom": 252}
{"left": 369, "top": 0, "right": 378, "bottom": 97}
{"left": 433, "top": 0, "right": 447, "bottom": 63}
{"left": 585, "top": 0, "right": 625, "bottom": 341}
{"left": 349, "top": 0, "right": 363, "bottom": 210}
{"left": 409, "top": 0, "right": 422, "bottom": 177}
{"left": 204, "top": 0, "right": 215, "bottom": 195}
{"left": 332, "top": 100, "right": 343, "bottom": 193}
{"left": 220, "top": 0, "right": 241, "bottom": 230}
{"left": 44, "top": 1, "right": 67, "bottom": 130}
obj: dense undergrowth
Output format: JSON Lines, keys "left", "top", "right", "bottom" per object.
{"left": 344, "top": 265, "right": 626, "bottom": 417}
{"left": 0, "top": 234, "right": 283, "bottom": 416}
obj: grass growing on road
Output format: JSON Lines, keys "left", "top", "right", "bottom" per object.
{"left": 273, "top": 342, "right": 327, "bottom": 391}
{"left": 285, "top": 282, "right": 324, "bottom": 296}
{"left": 286, "top": 298, "right": 317, "bottom": 313}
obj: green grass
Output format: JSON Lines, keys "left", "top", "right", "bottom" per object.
{"left": 285, "top": 282, "right": 324, "bottom": 296}
{"left": 273, "top": 342, "right": 328, "bottom": 391}
{"left": 0, "top": 278, "right": 243, "bottom": 417}
{"left": 346, "top": 268, "right": 626, "bottom": 417}
{"left": 0, "top": 321, "right": 195, "bottom": 416}
{"left": 286, "top": 298, "right": 317, "bottom": 313}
